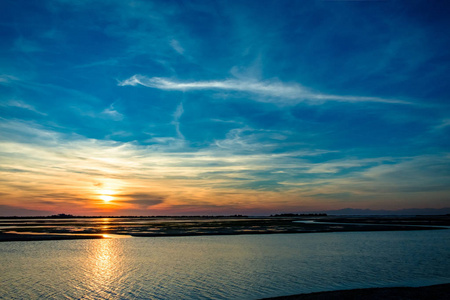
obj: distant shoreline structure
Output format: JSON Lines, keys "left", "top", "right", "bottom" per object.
{"left": 2, "top": 207, "right": 450, "bottom": 219}
{"left": 0, "top": 214, "right": 254, "bottom": 219}
{"left": 1, "top": 213, "right": 328, "bottom": 219}
{"left": 2, "top": 207, "right": 450, "bottom": 218}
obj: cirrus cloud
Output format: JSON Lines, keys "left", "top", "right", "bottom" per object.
{"left": 119, "top": 75, "right": 410, "bottom": 105}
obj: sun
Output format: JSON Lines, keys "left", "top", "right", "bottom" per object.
{"left": 98, "top": 189, "right": 115, "bottom": 203}
{"left": 99, "top": 195, "right": 114, "bottom": 202}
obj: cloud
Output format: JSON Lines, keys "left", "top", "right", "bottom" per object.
{"left": 291, "top": 154, "right": 450, "bottom": 208}
{"left": 214, "top": 127, "right": 287, "bottom": 152}
{"left": 101, "top": 103, "right": 124, "bottom": 121}
{"left": 0, "top": 121, "right": 338, "bottom": 205}
{"left": 119, "top": 193, "right": 165, "bottom": 208}
{"left": 170, "top": 39, "right": 185, "bottom": 55}
{"left": 4, "top": 100, "right": 34, "bottom": 110}
{"left": 0, "top": 75, "right": 19, "bottom": 84}
{"left": 119, "top": 75, "right": 410, "bottom": 105}
{"left": 172, "top": 102, "right": 184, "bottom": 139}
{"left": 2, "top": 118, "right": 449, "bottom": 214}
{"left": 1, "top": 100, "right": 47, "bottom": 115}
{"left": 433, "top": 118, "right": 450, "bottom": 131}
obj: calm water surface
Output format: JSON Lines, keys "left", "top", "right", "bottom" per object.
{"left": 1, "top": 230, "right": 449, "bottom": 299}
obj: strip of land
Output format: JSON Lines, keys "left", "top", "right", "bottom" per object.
{"left": 261, "top": 283, "right": 450, "bottom": 300}
{"left": 0, "top": 215, "right": 448, "bottom": 242}
{"left": 0, "top": 232, "right": 104, "bottom": 242}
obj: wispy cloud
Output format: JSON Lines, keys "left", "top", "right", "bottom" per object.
{"left": 433, "top": 118, "right": 450, "bottom": 131}
{"left": 119, "top": 75, "right": 410, "bottom": 105}
{"left": 172, "top": 102, "right": 184, "bottom": 139}
{"left": 1, "top": 118, "right": 449, "bottom": 214}
{"left": 0, "top": 121, "right": 345, "bottom": 209}
{"left": 170, "top": 39, "right": 185, "bottom": 55}
{"left": 101, "top": 103, "right": 124, "bottom": 121}
{"left": 0, "top": 75, "right": 19, "bottom": 84}
{"left": 1, "top": 100, "right": 47, "bottom": 115}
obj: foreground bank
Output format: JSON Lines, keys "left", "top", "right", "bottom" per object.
{"left": 262, "top": 283, "right": 450, "bottom": 300}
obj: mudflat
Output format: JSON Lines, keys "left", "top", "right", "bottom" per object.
{"left": 0, "top": 215, "right": 448, "bottom": 242}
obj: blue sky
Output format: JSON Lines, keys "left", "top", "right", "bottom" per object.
{"left": 0, "top": 0, "right": 449, "bottom": 216}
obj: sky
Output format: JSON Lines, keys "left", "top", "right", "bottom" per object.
{"left": 0, "top": 0, "right": 449, "bottom": 216}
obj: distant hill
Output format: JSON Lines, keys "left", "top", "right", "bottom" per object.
{"left": 315, "top": 207, "right": 450, "bottom": 215}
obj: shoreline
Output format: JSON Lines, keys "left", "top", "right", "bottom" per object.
{"left": 261, "top": 283, "right": 450, "bottom": 300}
{"left": 0, "top": 226, "right": 445, "bottom": 242}
{"left": 0, "top": 232, "right": 104, "bottom": 242}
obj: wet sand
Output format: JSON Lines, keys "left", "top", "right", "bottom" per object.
{"left": 262, "top": 283, "right": 450, "bottom": 300}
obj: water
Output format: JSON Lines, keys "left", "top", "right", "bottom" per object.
{"left": 1, "top": 230, "right": 449, "bottom": 299}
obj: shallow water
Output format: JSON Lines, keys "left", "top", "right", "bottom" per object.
{"left": 1, "top": 230, "right": 449, "bottom": 299}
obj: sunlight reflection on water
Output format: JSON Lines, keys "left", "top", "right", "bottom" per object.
{"left": 89, "top": 239, "right": 116, "bottom": 295}
{"left": 73, "top": 239, "right": 133, "bottom": 299}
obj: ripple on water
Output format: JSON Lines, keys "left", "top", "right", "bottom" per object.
{"left": 0, "top": 230, "right": 449, "bottom": 299}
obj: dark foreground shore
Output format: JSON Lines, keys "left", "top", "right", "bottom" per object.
{"left": 261, "top": 283, "right": 450, "bottom": 300}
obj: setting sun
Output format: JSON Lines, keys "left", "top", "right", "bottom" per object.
{"left": 98, "top": 190, "right": 115, "bottom": 203}
{"left": 99, "top": 195, "right": 114, "bottom": 202}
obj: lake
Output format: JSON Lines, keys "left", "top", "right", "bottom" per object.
{"left": 1, "top": 229, "right": 449, "bottom": 299}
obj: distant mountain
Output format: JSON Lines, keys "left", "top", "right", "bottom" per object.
{"left": 316, "top": 207, "right": 450, "bottom": 215}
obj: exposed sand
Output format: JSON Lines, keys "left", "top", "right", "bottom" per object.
{"left": 261, "top": 283, "right": 450, "bottom": 300}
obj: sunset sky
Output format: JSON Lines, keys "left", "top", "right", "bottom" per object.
{"left": 1, "top": 0, "right": 449, "bottom": 216}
